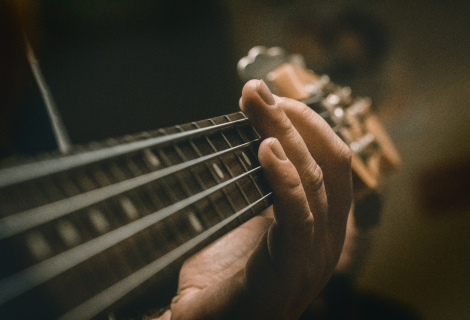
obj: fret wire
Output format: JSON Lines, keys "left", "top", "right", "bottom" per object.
{"left": 0, "top": 118, "right": 250, "bottom": 188}
{"left": 88, "top": 166, "right": 143, "bottom": 286}
{"left": 231, "top": 120, "right": 268, "bottom": 207}
{"left": 155, "top": 148, "right": 195, "bottom": 244}
{"left": 157, "top": 132, "right": 195, "bottom": 199}
{"left": 173, "top": 125, "right": 222, "bottom": 225}
{"left": 0, "top": 141, "right": 257, "bottom": 240}
{"left": 221, "top": 116, "right": 263, "bottom": 201}
{"left": 27, "top": 177, "right": 69, "bottom": 258}
{"left": 189, "top": 122, "right": 237, "bottom": 218}
{"left": 63, "top": 175, "right": 120, "bottom": 297}
{"left": 204, "top": 131, "right": 245, "bottom": 217}
{"left": 47, "top": 176, "right": 82, "bottom": 248}
{"left": 207, "top": 119, "right": 252, "bottom": 212}
{"left": 76, "top": 171, "right": 124, "bottom": 233}
{"left": 156, "top": 133, "right": 204, "bottom": 242}
{"left": 201, "top": 128, "right": 241, "bottom": 215}
{"left": 183, "top": 140, "right": 217, "bottom": 192}
{"left": 219, "top": 132, "right": 253, "bottom": 209}
{"left": 58, "top": 217, "right": 106, "bottom": 298}
{"left": 206, "top": 119, "right": 235, "bottom": 178}
{"left": 139, "top": 156, "right": 181, "bottom": 257}
{"left": 71, "top": 168, "right": 133, "bottom": 297}
{"left": 138, "top": 147, "right": 175, "bottom": 211}
{"left": 105, "top": 160, "right": 153, "bottom": 270}
{"left": 58, "top": 192, "right": 273, "bottom": 320}
{"left": 139, "top": 130, "right": 194, "bottom": 247}
{"left": 121, "top": 156, "right": 167, "bottom": 260}
{"left": 0, "top": 166, "right": 262, "bottom": 306}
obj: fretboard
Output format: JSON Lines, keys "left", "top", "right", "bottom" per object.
{"left": 0, "top": 112, "right": 273, "bottom": 319}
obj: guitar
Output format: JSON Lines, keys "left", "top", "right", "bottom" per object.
{"left": 0, "top": 47, "right": 399, "bottom": 319}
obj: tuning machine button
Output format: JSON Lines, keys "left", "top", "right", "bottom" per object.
{"left": 304, "top": 74, "right": 330, "bottom": 95}
{"left": 333, "top": 107, "right": 350, "bottom": 126}
{"left": 326, "top": 93, "right": 341, "bottom": 105}
{"left": 348, "top": 98, "right": 372, "bottom": 120}
{"left": 305, "top": 83, "right": 321, "bottom": 96}
{"left": 350, "top": 133, "right": 377, "bottom": 155}
{"left": 320, "top": 75, "right": 330, "bottom": 85}
{"left": 338, "top": 87, "right": 352, "bottom": 104}
{"left": 238, "top": 46, "right": 290, "bottom": 83}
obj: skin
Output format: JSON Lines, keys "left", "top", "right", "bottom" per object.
{"left": 156, "top": 79, "right": 352, "bottom": 320}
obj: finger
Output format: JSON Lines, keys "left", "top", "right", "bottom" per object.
{"left": 280, "top": 99, "right": 352, "bottom": 232}
{"left": 258, "top": 138, "right": 313, "bottom": 240}
{"left": 241, "top": 80, "right": 328, "bottom": 232}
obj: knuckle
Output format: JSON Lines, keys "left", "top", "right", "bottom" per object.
{"left": 299, "top": 102, "right": 314, "bottom": 118}
{"left": 304, "top": 161, "right": 324, "bottom": 193}
{"left": 283, "top": 170, "right": 303, "bottom": 192}
{"left": 270, "top": 102, "right": 296, "bottom": 134}
{"left": 300, "top": 103, "right": 324, "bottom": 127}
{"left": 277, "top": 110, "right": 294, "bottom": 132}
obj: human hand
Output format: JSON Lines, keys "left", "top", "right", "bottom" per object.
{"left": 156, "top": 79, "right": 352, "bottom": 320}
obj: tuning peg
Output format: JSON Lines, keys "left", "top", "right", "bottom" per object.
{"left": 237, "top": 46, "right": 288, "bottom": 83}
{"left": 347, "top": 98, "right": 372, "bottom": 118}
{"left": 350, "top": 133, "right": 377, "bottom": 155}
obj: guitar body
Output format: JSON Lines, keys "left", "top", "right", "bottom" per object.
{"left": 0, "top": 47, "right": 399, "bottom": 319}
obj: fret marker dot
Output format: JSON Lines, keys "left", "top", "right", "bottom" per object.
{"left": 144, "top": 149, "right": 160, "bottom": 167}
{"left": 57, "top": 220, "right": 81, "bottom": 247}
{"left": 89, "top": 209, "right": 110, "bottom": 233}
{"left": 212, "top": 163, "right": 224, "bottom": 179}
{"left": 188, "top": 212, "right": 203, "bottom": 233}
{"left": 120, "top": 197, "right": 139, "bottom": 220}
{"left": 26, "top": 232, "right": 52, "bottom": 260}
{"left": 241, "top": 152, "right": 251, "bottom": 166}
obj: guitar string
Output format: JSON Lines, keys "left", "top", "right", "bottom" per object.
{"left": 208, "top": 117, "right": 265, "bottom": 223}
{"left": 155, "top": 141, "right": 203, "bottom": 244}
{"left": 220, "top": 115, "right": 265, "bottom": 212}
{"left": 0, "top": 100, "right": 334, "bottom": 300}
{"left": 85, "top": 160, "right": 139, "bottom": 298}
{"left": 0, "top": 140, "right": 258, "bottom": 240}
{"left": 190, "top": 122, "right": 239, "bottom": 217}
{"left": 105, "top": 158, "right": 155, "bottom": 280}
{"left": 234, "top": 124, "right": 270, "bottom": 208}
{"left": 2, "top": 89, "right": 341, "bottom": 314}
{"left": 215, "top": 125, "right": 254, "bottom": 219}
{"left": 204, "top": 120, "right": 250, "bottom": 224}
{"left": 123, "top": 145, "right": 181, "bottom": 274}
{"left": 0, "top": 51, "right": 371, "bottom": 319}
{"left": 0, "top": 117, "right": 250, "bottom": 188}
{"left": 1, "top": 107, "right": 334, "bottom": 238}
{"left": 172, "top": 125, "right": 227, "bottom": 225}
{"left": 59, "top": 193, "right": 272, "bottom": 320}
{"left": 0, "top": 166, "right": 263, "bottom": 305}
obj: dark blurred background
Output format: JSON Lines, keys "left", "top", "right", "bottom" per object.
{"left": 1, "top": 0, "right": 470, "bottom": 319}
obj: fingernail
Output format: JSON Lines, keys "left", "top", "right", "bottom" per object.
{"left": 257, "top": 79, "right": 276, "bottom": 105}
{"left": 269, "top": 138, "right": 287, "bottom": 161}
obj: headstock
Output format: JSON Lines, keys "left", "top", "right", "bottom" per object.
{"left": 238, "top": 46, "right": 400, "bottom": 197}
